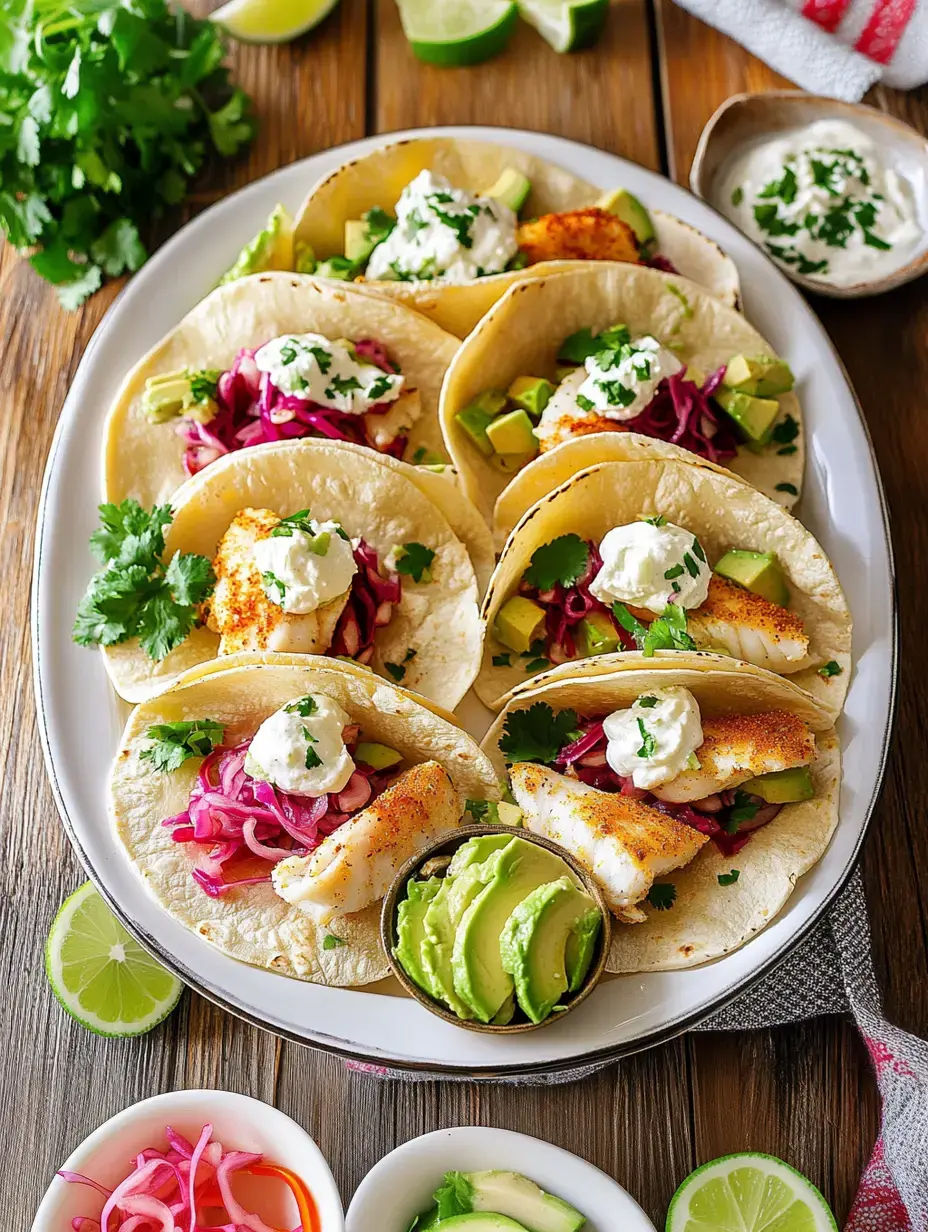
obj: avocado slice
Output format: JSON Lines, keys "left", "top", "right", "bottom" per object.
{"left": 742, "top": 765, "right": 814, "bottom": 804}
{"left": 393, "top": 877, "right": 441, "bottom": 995}
{"left": 435, "top": 1217, "right": 530, "bottom": 1230}
{"left": 499, "top": 877, "right": 601, "bottom": 1024}
{"left": 714, "top": 550, "right": 790, "bottom": 607}
{"left": 218, "top": 204, "right": 294, "bottom": 285}
{"left": 451, "top": 838, "right": 573, "bottom": 1023}
{"left": 723, "top": 354, "right": 794, "bottom": 397}
{"left": 565, "top": 906, "right": 603, "bottom": 993}
{"left": 486, "top": 409, "right": 538, "bottom": 457}
{"left": 448, "top": 833, "right": 515, "bottom": 878}
{"left": 455, "top": 391, "right": 509, "bottom": 457}
{"left": 507, "top": 376, "right": 555, "bottom": 421}
{"left": 596, "top": 187, "right": 655, "bottom": 246}
{"left": 577, "top": 611, "right": 620, "bottom": 657}
{"left": 142, "top": 370, "right": 219, "bottom": 425}
{"left": 465, "top": 1170, "right": 587, "bottom": 1232}
{"left": 293, "top": 241, "right": 315, "bottom": 274}
{"left": 496, "top": 801, "right": 524, "bottom": 827}
{"left": 344, "top": 219, "right": 375, "bottom": 264}
{"left": 485, "top": 167, "right": 532, "bottom": 213}
{"left": 494, "top": 596, "right": 546, "bottom": 655}
{"left": 492, "top": 992, "right": 516, "bottom": 1025}
{"left": 488, "top": 450, "right": 536, "bottom": 475}
{"left": 354, "top": 741, "right": 402, "bottom": 770}
{"left": 714, "top": 387, "right": 780, "bottom": 446}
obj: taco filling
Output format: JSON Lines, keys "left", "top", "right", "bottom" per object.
{"left": 317, "top": 169, "right": 679, "bottom": 286}
{"left": 153, "top": 693, "right": 459, "bottom": 918}
{"left": 141, "top": 332, "right": 418, "bottom": 478}
{"left": 492, "top": 519, "right": 811, "bottom": 678}
{"left": 454, "top": 322, "right": 796, "bottom": 473}
{"left": 498, "top": 687, "right": 817, "bottom": 922}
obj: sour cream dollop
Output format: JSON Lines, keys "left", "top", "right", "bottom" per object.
{"left": 366, "top": 171, "right": 519, "bottom": 283}
{"left": 254, "top": 333, "right": 404, "bottom": 414}
{"left": 252, "top": 517, "right": 357, "bottom": 614}
{"left": 721, "top": 118, "right": 924, "bottom": 288}
{"left": 245, "top": 694, "right": 355, "bottom": 797}
{"left": 577, "top": 335, "right": 683, "bottom": 420}
{"left": 603, "top": 686, "right": 703, "bottom": 790}
{"left": 589, "top": 520, "right": 711, "bottom": 613}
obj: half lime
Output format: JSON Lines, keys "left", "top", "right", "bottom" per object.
{"left": 396, "top": 0, "right": 519, "bottom": 66}
{"left": 518, "top": 0, "right": 609, "bottom": 52}
{"left": 210, "top": 0, "right": 341, "bottom": 43}
{"left": 45, "top": 882, "right": 183, "bottom": 1037}
{"left": 667, "top": 1153, "right": 838, "bottom": 1232}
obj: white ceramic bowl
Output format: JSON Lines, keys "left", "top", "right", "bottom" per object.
{"left": 344, "top": 1126, "right": 656, "bottom": 1231}
{"left": 30, "top": 1089, "right": 345, "bottom": 1232}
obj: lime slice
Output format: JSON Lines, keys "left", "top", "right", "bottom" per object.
{"left": 45, "top": 882, "right": 183, "bottom": 1037}
{"left": 667, "top": 1153, "right": 838, "bottom": 1232}
{"left": 517, "top": 0, "right": 608, "bottom": 52}
{"left": 210, "top": 0, "right": 341, "bottom": 43}
{"left": 396, "top": 0, "right": 519, "bottom": 66}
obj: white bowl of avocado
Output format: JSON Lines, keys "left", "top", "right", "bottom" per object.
{"left": 381, "top": 825, "right": 611, "bottom": 1034}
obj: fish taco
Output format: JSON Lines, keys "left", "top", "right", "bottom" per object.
{"left": 103, "top": 271, "right": 461, "bottom": 508}
{"left": 109, "top": 657, "right": 500, "bottom": 985}
{"left": 76, "top": 440, "right": 488, "bottom": 708}
{"left": 476, "top": 457, "right": 850, "bottom": 718}
{"left": 439, "top": 263, "right": 804, "bottom": 530}
{"left": 292, "top": 136, "right": 740, "bottom": 337}
{"left": 482, "top": 667, "right": 840, "bottom": 971}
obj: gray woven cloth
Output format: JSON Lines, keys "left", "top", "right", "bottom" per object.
{"left": 349, "top": 869, "right": 928, "bottom": 1230}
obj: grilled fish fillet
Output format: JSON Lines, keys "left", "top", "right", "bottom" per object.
{"left": 533, "top": 367, "right": 624, "bottom": 454}
{"left": 272, "top": 761, "right": 460, "bottom": 920}
{"left": 364, "top": 387, "right": 421, "bottom": 450}
{"left": 687, "top": 575, "right": 811, "bottom": 673}
{"left": 206, "top": 508, "right": 348, "bottom": 655}
{"left": 516, "top": 208, "right": 641, "bottom": 266}
{"left": 652, "top": 710, "right": 815, "bottom": 804}
{"left": 510, "top": 763, "right": 707, "bottom": 922}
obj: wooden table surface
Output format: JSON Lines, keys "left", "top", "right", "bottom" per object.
{"left": 4, "top": 2, "right": 927, "bottom": 1226}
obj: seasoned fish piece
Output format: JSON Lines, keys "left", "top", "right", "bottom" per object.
{"left": 688, "top": 575, "right": 810, "bottom": 673}
{"left": 206, "top": 508, "right": 349, "bottom": 655}
{"left": 652, "top": 710, "right": 815, "bottom": 804}
{"left": 533, "top": 368, "right": 621, "bottom": 454}
{"left": 364, "top": 387, "right": 421, "bottom": 450}
{"left": 509, "top": 763, "right": 707, "bottom": 922}
{"left": 272, "top": 762, "right": 460, "bottom": 920}
{"left": 516, "top": 208, "right": 640, "bottom": 266}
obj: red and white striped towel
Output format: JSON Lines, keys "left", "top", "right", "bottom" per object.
{"left": 672, "top": 0, "right": 928, "bottom": 100}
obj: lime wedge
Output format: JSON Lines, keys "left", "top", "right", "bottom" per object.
{"left": 666, "top": 1153, "right": 838, "bottom": 1232}
{"left": 517, "top": 0, "right": 608, "bottom": 52}
{"left": 45, "top": 882, "right": 183, "bottom": 1037}
{"left": 210, "top": 0, "right": 341, "bottom": 43}
{"left": 396, "top": 0, "right": 519, "bottom": 66}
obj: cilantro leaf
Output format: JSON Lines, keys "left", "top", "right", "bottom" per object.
{"left": 394, "top": 542, "right": 435, "bottom": 584}
{"left": 385, "top": 661, "right": 407, "bottom": 682}
{"left": 613, "top": 602, "right": 647, "bottom": 649}
{"left": 727, "top": 789, "right": 760, "bottom": 828}
{"left": 492, "top": 653, "right": 511, "bottom": 667}
{"left": 775, "top": 483, "right": 799, "bottom": 496}
{"left": 465, "top": 799, "right": 501, "bottom": 824}
{"left": 523, "top": 535, "right": 590, "bottom": 592}
{"left": 772, "top": 414, "right": 799, "bottom": 446}
{"left": 636, "top": 717, "right": 656, "bottom": 759}
{"left": 140, "top": 719, "right": 224, "bottom": 773}
{"left": 304, "top": 743, "right": 323, "bottom": 771}
{"left": 499, "top": 703, "right": 580, "bottom": 765}
{"left": 643, "top": 604, "right": 697, "bottom": 657}
{"left": 647, "top": 883, "right": 676, "bottom": 911}
{"left": 285, "top": 695, "right": 318, "bottom": 717}
{"left": 323, "top": 934, "right": 345, "bottom": 950}
{"left": 717, "top": 870, "right": 741, "bottom": 887}
{"left": 818, "top": 660, "right": 843, "bottom": 678}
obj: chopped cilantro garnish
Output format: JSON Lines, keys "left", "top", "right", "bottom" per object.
{"left": 326, "top": 374, "right": 362, "bottom": 399}
{"left": 261, "top": 571, "right": 287, "bottom": 603}
{"left": 818, "top": 660, "right": 843, "bottom": 678}
{"left": 363, "top": 206, "right": 396, "bottom": 246}
{"left": 394, "top": 542, "right": 435, "bottom": 584}
{"left": 499, "top": 703, "right": 580, "bottom": 765}
{"left": 523, "top": 534, "right": 590, "bottom": 591}
{"left": 772, "top": 414, "right": 799, "bottom": 445}
{"left": 595, "top": 379, "right": 636, "bottom": 408}
{"left": 465, "top": 798, "right": 501, "bottom": 824}
{"left": 777, "top": 445, "right": 798, "bottom": 456}
{"left": 323, "top": 934, "right": 345, "bottom": 950}
{"left": 757, "top": 165, "right": 799, "bottom": 206}
{"left": 524, "top": 657, "right": 550, "bottom": 673}
{"left": 140, "top": 720, "right": 224, "bottom": 773}
{"left": 647, "top": 883, "right": 676, "bottom": 911}
{"left": 576, "top": 394, "right": 596, "bottom": 413}
{"left": 385, "top": 662, "right": 407, "bottom": 682}
{"left": 637, "top": 695, "right": 658, "bottom": 708}
{"left": 636, "top": 717, "right": 656, "bottom": 759}
{"left": 664, "top": 564, "right": 684, "bottom": 580}
{"left": 775, "top": 483, "right": 799, "bottom": 496}
{"left": 285, "top": 695, "right": 318, "bottom": 717}
{"left": 683, "top": 552, "right": 700, "bottom": 579}
{"left": 412, "top": 446, "right": 428, "bottom": 464}
{"left": 613, "top": 602, "right": 647, "bottom": 649}
{"left": 492, "top": 653, "right": 512, "bottom": 667}
{"left": 642, "top": 515, "right": 667, "bottom": 528}
{"left": 188, "top": 370, "right": 220, "bottom": 403}
{"left": 717, "top": 869, "right": 741, "bottom": 887}
{"left": 520, "top": 638, "right": 547, "bottom": 660}
{"left": 367, "top": 375, "right": 394, "bottom": 402}
{"left": 728, "top": 789, "right": 760, "bottom": 828}
{"left": 73, "top": 499, "right": 215, "bottom": 662}
{"left": 731, "top": 186, "right": 744, "bottom": 207}
{"left": 271, "top": 509, "right": 315, "bottom": 538}
{"left": 557, "top": 328, "right": 599, "bottom": 364}
{"left": 304, "top": 743, "right": 323, "bottom": 771}
{"left": 307, "top": 344, "right": 333, "bottom": 374}
{"left": 643, "top": 604, "right": 696, "bottom": 657}
{"left": 691, "top": 538, "right": 706, "bottom": 562}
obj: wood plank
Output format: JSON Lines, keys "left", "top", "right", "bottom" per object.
{"left": 374, "top": 1, "right": 661, "bottom": 170}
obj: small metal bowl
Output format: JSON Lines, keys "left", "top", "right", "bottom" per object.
{"left": 691, "top": 91, "right": 928, "bottom": 298}
{"left": 381, "top": 824, "right": 612, "bottom": 1035}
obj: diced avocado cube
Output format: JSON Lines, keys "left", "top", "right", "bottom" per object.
{"left": 344, "top": 219, "right": 376, "bottom": 264}
{"left": 742, "top": 765, "right": 814, "bottom": 804}
{"left": 577, "top": 611, "right": 621, "bottom": 657}
{"left": 293, "top": 241, "right": 315, "bottom": 274}
{"left": 507, "top": 376, "right": 555, "bottom": 420}
{"left": 714, "top": 387, "right": 780, "bottom": 445}
{"left": 485, "top": 167, "right": 532, "bottom": 213}
{"left": 685, "top": 363, "right": 706, "bottom": 387}
{"left": 714, "top": 550, "right": 790, "bottom": 607}
{"left": 142, "top": 373, "right": 195, "bottom": 423}
{"left": 723, "top": 354, "right": 794, "bottom": 397}
{"left": 455, "top": 392, "right": 507, "bottom": 458}
{"left": 596, "top": 187, "right": 655, "bottom": 246}
{"left": 494, "top": 596, "right": 546, "bottom": 655}
{"left": 488, "top": 451, "right": 536, "bottom": 475}
{"left": 486, "top": 409, "right": 538, "bottom": 457}
{"left": 314, "top": 255, "right": 358, "bottom": 281}
{"left": 355, "top": 741, "right": 403, "bottom": 770}
{"left": 496, "top": 801, "right": 523, "bottom": 827}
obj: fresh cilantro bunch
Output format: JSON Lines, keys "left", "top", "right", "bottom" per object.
{"left": 0, "top": 0, "right": 256, "bottom": 309}
{"left": 141, "top": 718, "right": 224, "bottom": 772}
{"left": 499, "top": 702, "right": 581, "bottom": 765}
{"left": 73, "top": 498, "right": 215, "bottom": 660}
